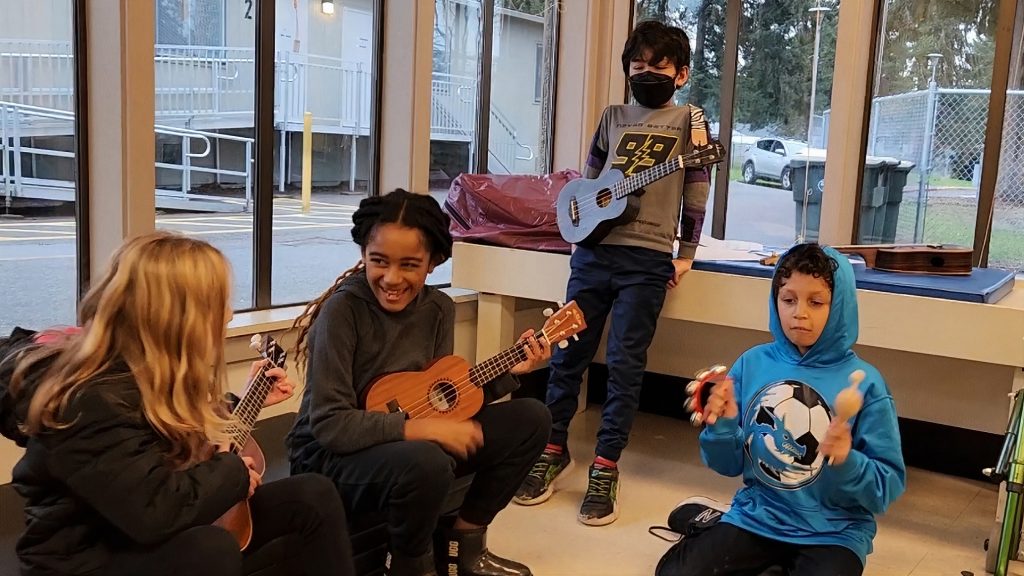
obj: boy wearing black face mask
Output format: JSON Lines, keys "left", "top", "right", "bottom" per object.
{"left": 514, "top": 20, "right": 711, "bottom": 527}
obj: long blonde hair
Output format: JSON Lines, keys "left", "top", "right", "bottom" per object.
{"left": 13, "top": 231, "right": 234, "bottom": 465}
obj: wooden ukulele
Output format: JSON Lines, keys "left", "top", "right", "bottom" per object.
{"left": 212, "top": 333, "right": 287, "bottom": 550}
{"left": 832, "top": 244, "right": 973, "bottom": 275}
{"left": 363, "top": 301, "right": 587, "bottom": 421}
{"left": 759, "top": 244, "right": 973, "bottom": 275}
{"left": 556, "top": 141, "right": 726, "bottom": 246}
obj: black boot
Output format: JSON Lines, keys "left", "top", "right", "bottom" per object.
{"left": 387, "top": 550, "right": 438, "bottom": 576}
{"left": 435, "top": 525, "right": 532, "bottom": 576}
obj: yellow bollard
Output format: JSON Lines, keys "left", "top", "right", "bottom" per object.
{"left": 302, "top": 111, "right": 313, "bottom": 214}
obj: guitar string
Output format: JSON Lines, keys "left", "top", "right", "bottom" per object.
{"left": 565, "top": 151, "right": 723, "bottom": 224}
{"left": 226, "top": 344, "right": 284, "bottom": 447}
{"left": 395, "top": 327, "right": 555, "bottom": 420}
{"left": 398, "top": 328, "right": 549, "bottom": 420}
{"left": 563, "top": 144, "right": 723, "bottom": 213}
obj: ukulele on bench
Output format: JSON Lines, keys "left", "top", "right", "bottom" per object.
{"left": 212, "top": 333, "right": 287, "bottom": 550}
{"left": 363, "top": 301, "right": 587, "bottom": 421}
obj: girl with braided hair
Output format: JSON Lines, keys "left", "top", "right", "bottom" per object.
{"left": 286, "top": 189, "right": 551, "bottom": 576}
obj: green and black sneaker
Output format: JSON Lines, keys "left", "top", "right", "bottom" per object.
{"left": 513, "top": 447, "right": 573, "bottom": 506}
{"left": 578, "top": 464, "right": 619, "bottom": 526}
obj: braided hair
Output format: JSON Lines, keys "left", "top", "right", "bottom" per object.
{"left": 292, "top": 189, "right": 453, "bottom": 370}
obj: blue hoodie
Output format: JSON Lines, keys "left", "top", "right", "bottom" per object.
{"left": 699, "top": 245, "right": 906, "bottom": 566}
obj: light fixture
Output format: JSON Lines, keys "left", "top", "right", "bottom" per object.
{"left": 321, "top": 1, "right": 335, "bottom": 15}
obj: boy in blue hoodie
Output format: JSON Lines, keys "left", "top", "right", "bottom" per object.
{"left": 656, "top": 243, "right": 906, "bottom": 576}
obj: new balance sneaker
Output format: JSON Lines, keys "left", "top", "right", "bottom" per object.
{"left": 577, "top": 464, "right": 619, "bottom": 526}
{"left": 667, "top": 495, "right": 730, "bottom": 535}
{"left": 513, "top": 448, "right": 573, "bottom": 506}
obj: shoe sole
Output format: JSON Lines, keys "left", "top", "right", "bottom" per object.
{"left": 512, "top": 460, "right": 575, "bottom": 506}
{"left": 674, "top": 494, "right": 729, "bottom": 513}
{"left": 578, "top": 500, "right": 619, "bottom": 527}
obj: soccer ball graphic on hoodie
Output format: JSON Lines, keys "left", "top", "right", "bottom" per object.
{"left": 743, "top": 380, "right": 832, "bottom": 490}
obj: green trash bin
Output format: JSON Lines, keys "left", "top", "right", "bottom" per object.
{"left": 790, "top": 155, "right": 827, "bottom": 242}
{"left": 881, "top": 160, "right": 915, "bottom": 244}
{"left": 857, "top": 157, "right": 897, "bottom": 244}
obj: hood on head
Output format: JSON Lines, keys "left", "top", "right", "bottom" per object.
{"left": 768, "top": 245, "right": 858, "bottom": 366}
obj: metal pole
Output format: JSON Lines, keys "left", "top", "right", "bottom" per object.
{"left": 799, "top": 3, "right": 830, "bottom": 243}
{"left": 913, "top": 53, "right": 942, "bottom": 242}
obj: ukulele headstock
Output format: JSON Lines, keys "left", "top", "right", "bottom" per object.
{"left": 680, "top": 140, "right": 726, "bottom": 169}
{"left": 540, "top": 300, "right": 588, "bottom": 349}
{"left": 249, "top": 334, "right": 287, "bottom": 370}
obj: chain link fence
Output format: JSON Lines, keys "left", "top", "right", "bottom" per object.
{"left": 863, "top": 88, "right": 1024, "bottom": 272}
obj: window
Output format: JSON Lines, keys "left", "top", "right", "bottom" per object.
{"left": 430, "top": 0, "right": 482, "bottom": 193}
{"left": 859, "top": 0, "right": 996, "bottom": 249}
{"left": 153, "top": 0, "right": 384, "bottom": 308}
{"left": 0, "top": 0, "right": 80, "bottom": 334}
{"left": 726, "top": 0, "right": 838, "bottom": 247}
{"left": 155, "top": 0, "right": 257, "bottom": 309}
{"left": 271, "top": 1, "right": 382, "bottom": 305}
{"left": 489, "top": 0, "right": 557, "bottom": 175}
{"left": 989, "top": 1, "right": 1024, "bottom": 273}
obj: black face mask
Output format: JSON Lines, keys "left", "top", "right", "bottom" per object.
{"left": 629, "top": 71, "right": 678, "bottom": 108}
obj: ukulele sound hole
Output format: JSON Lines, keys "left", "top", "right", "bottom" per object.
{"left": 930, "top": 256, "right": 945, "bottom": 267}
{"left": 596, "top": 188, "right": 612, "bottom": 208}
{"left": 427, "top": 380, "right": 459, "bottom": 413}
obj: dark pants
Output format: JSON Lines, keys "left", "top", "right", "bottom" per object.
{"left": 547, "top": 244, "right": 674, "bottom": 461}
{"left": 656, "top": 522, "right": 863, "bottom": 576}
{"left": 299, "top": 399, "right": 549, "bottom": 558}
{"left": 103, "top": 474, "right": 355, "bottom": 576}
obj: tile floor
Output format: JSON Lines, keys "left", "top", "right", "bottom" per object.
{"left": 486, "top": 408, "right": 1004, "bottom": 576}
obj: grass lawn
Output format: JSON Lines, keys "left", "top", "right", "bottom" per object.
{"left": 894, "top": 198, "right": 1024, "bottom": 271}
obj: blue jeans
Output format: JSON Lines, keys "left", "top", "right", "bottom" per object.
{"left": 546, "top": 244, "right": 674, "bottom": 461}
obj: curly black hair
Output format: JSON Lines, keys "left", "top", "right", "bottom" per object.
{"left": 772, "top": 243, "right": 838, "bottom": 298}
{"left": 622, "top": 20, "right": 691, "bottom": 75}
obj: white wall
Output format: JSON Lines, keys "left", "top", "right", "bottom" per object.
{"left": 0, "top": 0, "right": 73, "bottom": 41}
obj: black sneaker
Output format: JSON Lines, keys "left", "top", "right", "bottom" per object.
{"left": 667, "top": 495, "right": 729, "bottom": 535}
{"left": 513, "top": 448, "right": 573, "bottom": 505}
{"left": 577, "top": 464, "right": 619, "bottom": 526}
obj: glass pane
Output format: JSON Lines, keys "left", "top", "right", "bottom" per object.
{"left": 634, "top": 0, "right": 726, "bottom": 244}
{"left": 154, "top": 0, "right": 256, "bottom": 309}
{"left": 430, "top": 0, "right": 482, "bottom": 191}
{"left": 489, "top": 0, "right": 556, "bottom": 174}
{"left": 271, "top": 1, "right": 383, "bottom": 306}
{"left": 725, "top": 0, "right": 838, "bottom": 247}
{"left": 991, "top": 0, "right": 1024, "bottom": 273}
{"left": 861, "top": 0, "right": 995, "bottom": 247}
{"left": 0, "top": 0, "right": 79, "bottom": 333}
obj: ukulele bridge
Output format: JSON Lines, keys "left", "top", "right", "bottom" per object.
{"left": 568, "top": 197, "right": 580, "bottom": 226}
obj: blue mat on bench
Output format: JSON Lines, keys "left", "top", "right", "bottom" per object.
{"left": 693, "top": 259, "right": 1016, "bottom": 304}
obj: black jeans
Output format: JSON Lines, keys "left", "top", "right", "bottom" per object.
{"left": 656, "top": 522, "right": 864, "bottom": 576}
{"left": 103, "top": 474, "right": 355, "bottom": 576}
{"left": 300, "top": 398, "right": 549, "bottom": 558}
{"left": 546, "top": 244, "right": 674, "bottom": 461}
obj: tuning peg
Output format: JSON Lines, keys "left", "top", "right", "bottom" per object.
{"left": 556, "top": 300, "right": 565, "bottom": 308}
{"left": 557, "top": 340, "right": 569, "bottom": 349}
{"left": 543, "top": 308, "right": 553, "bottom": 317}
{"left": 572, "top": 335, "right": 579, "bottom": 342}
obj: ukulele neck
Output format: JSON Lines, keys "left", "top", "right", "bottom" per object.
{"left": 227, "top": 367, "right": 275, "bottom": 447}
{"left": 613, "top": 157, "right": 683, "bottom": 199}
{"left": 468, "top": 331, "right": 549, "bottom": 387}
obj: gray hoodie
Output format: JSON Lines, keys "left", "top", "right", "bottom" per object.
{"left": 287, "top": 270, "right": 519, "bottom": 463}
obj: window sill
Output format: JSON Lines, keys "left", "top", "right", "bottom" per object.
{"left": 226, "top": 288, "right": 479, "bottom": 338}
